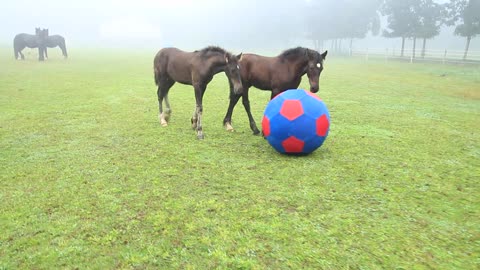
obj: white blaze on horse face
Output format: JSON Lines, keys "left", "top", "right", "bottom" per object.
{"left": 237, "top": 65, "right": 240, "bottom": 70}
{"left": 316, "top": 63, "right": 321, "bottom": 68}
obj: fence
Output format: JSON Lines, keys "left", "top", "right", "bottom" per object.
{"left": 350, "top": 48, "right": 480, "bottom": 64}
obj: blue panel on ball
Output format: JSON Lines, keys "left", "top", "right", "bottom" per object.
{"left": 290, "top": 115, "right": 316, "bottom": 141}
{"left": 302, "top": 136, "right": 327, "bottom": 154}
{"left": 300, "top": 95, "right": 327, "bottom": 119}
{"left": 267, "top": 137, "right": 287, "bottom": 153}
{"left": 264, "top": 95, "right": 285, "bottom": 120}
{"left": 269, "top": 114, "right": 291, "bottom": 142}
{"left": 278, "top": 89, "right": 307, "bottom": 100}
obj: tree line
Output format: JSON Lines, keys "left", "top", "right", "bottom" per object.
{"left": 306, "top": 0, "right": 480, "bottom": 60}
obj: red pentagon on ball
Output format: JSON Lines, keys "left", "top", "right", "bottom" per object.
{"left": 262, "top": 116, "right": 270, "bottom": 137}
{"left": 280, "top": 100, "right": 303, "bottom": 121}
{"left": 281, "top": 136, "right": 305, "bottom": 153}
{"left": 316, "top": 114, "right": 329, "bottom": 136}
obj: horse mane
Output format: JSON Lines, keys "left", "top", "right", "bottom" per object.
{"left": 279, "top": 47, "right": 308, "bottom": 59}
{"left": 279, "top": 47, "right": 321, "bottom": 61}
{"left": 196, "top": 46, "right": 230, "bottom": 57}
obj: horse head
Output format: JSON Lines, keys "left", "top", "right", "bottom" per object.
{"left": 37, "top": 29, "right": 49, "bottom": 60}
{"left": 305, "top": 49, "right": 327, "bottom": 93}
{"left": 37, "top": 29, "right": 48, "bottom": 42}
{"left": 224, "top": 52, "right": 243, "bottom": 95}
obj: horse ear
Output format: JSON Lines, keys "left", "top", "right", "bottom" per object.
{"left": 237, "top": 53, "right": 242, "bottom": 60}
{"left": 321, "top": 50, "right": 328, "bottom": 59}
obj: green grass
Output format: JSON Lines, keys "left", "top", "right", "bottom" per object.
{"left": 1, "top": 47, "right": 479, "bottom": 269}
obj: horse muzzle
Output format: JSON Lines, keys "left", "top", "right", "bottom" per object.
{"left": 310, "top": 86, "right": 319, "bottom": 93}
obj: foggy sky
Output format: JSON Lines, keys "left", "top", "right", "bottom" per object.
{"left": 1, "top": 0, "right": 477, "bottom": 51}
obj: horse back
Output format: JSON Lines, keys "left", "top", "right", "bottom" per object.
{"left": 46, "top": 35, "right": 65, "bottom": 47}
{"left": 154, "top": 48, "right": 194, "bottom": 85}
{"left": 240, "top": 54, "right": 279, "bottom": 90}
{"left": 13, "top": 33, "right": 38, "bottom": 48}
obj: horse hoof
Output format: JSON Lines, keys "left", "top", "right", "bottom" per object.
{"left": 225, "top": 123, "right": 235, "bottom": 132}
{"left": 161, "top": 122, "right": 168, "bottom": 127}
{"left": 197, "top": 134, "right": 205, "bottom": 140}
{"left": 253, "top": 130, "right": 261, "bottom": 135}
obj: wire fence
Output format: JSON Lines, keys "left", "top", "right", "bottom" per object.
{"left": 350, "top": 48, "right": 480, "bottom": 65}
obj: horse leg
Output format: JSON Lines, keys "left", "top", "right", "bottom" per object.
{"left": 163, "top": 94, "right": 172, "bottom": 122}
{"left": 193, "top": 84, "right": 206, "bottom": 139}
{"left": 38, "top": 47, "right": 45, "bottom": 61}
{"left": 241, "top": 89, "right": 260, "bottom": 135}
{"left": 16, "top": 46, "right": 25, "bottom": 60}
{"left": 60, "top": 41, "right": 68, "bottom": 58}
{"left": 271, "top": 89, "right": 281, "bottom": 99}
{"left": 223, "top": 80, "right": 243, "bottom": 132}
{"left": 191, "top": 108, "right": 198, "bottom": 130}
{"left": 157, "top": 78, "right": 174, "bottom": 126}
{"left": 223, "top": 93, "right": 241, "bottom": 132}
{"left": 157, "top": 85, "right": 167, "bottom": 126}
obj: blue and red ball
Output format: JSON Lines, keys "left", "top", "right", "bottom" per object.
{"left": 262, "top": 89, "right": 330, "bottom": 155}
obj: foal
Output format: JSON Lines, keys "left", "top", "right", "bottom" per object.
{"left": 223, "top": 47, "right": 327, "bottom": 135}
{"left": 154, "top": 46, "right": 243, "bottom": 139}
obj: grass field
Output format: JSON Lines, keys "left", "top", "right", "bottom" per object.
{"left": 1, "top": 47, "right": 479, "bottom": 269}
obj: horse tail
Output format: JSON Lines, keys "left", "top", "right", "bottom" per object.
{"left": 154, "top": 66, "right": 160, "bottom": 86}
{"left": 13, "top": 36, "right": 18, "bottom": 59}
{"left": 61, "top": 37, "right": 68, "bottom": 58}
{"left": 154, "top": 56, "right": 163, "bottom": 86}
{"left": 153, "top": 49, "right": 168, "bottom": 86}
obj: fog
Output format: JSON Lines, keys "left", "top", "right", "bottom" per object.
{"left": 1, "top": 0, "right": 478, "bottom": 52}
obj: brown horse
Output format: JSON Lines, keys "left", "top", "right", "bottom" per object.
{"left": 223, "top": 47, "right": 327, "bottom": 135}
{"left": 154, "top": 46, "right": 243, "bottom": 139}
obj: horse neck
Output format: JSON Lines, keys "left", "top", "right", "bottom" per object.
{"left": 208, "top": 54, "right": 227, "bottom": 74}
{"left": 285, "top": 56, "right": 308, "bottom": 76}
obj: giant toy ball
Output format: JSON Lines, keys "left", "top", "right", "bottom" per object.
{"left": 262, "top": 89, "right": 330, "bottom": 155}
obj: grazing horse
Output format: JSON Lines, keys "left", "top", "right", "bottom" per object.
{"left": 36, "top": 28, "right": 68, "bottom": 59}
{"left": 223, "top": 47, "right": 328, "bottom": 135}
{"left": 13, "top": 28, "right": 48, "bottom": 61}
{"left": 154, "top": 46, "right": 243, "bottom": 139}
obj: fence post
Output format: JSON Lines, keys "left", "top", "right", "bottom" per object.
{"left": 443, "top": 49, "right": 447, "bottom": 64}
{"left": 385, "top": 48, "right": 389, "bottom": 62}
{"left": 366, "top": 49, "right": 369, "bottom": 61}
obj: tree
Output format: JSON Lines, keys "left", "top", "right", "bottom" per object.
{"left": 340, "top": 0, "right": 382, "bottom": 53}
{"left": 447, "top": 0, "right": 480, "bottom": 60}
{"left": 382, "top": 0, "right": 422, "bottom": 57}
{"left": 416, "top": 0, "right": 445, "bottom": 58}
{"left": 306, "top": 0, "right": 382, "bottom": 53}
